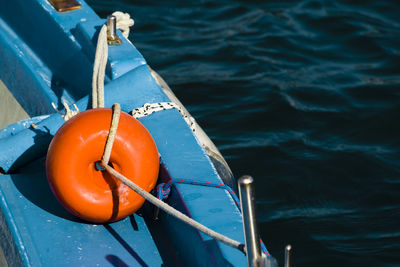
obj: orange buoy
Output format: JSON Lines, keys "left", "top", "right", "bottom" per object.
{"left": 46, "top": 108, "right": 159, "bottom": 223}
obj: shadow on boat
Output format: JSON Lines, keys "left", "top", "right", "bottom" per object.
{"left": 10, "top": 166, "right": 81, "bottom": 223}
{"left": 104, "top": 220, "right": 149, "bottom": 267}
{"left": 9, "top": 126, "right": 83, "bottom": 222}
{"left": 7, "top": 125, "right": 236, "bottom": 266}
{"left": 7, "top": 126, "right": 53, "bottom": 173}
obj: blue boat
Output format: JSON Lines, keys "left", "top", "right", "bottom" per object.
{"left": 0, "top": 0, "right": 279, "bottom": 265}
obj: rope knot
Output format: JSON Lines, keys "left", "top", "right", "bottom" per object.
{"left": 52, "top": 101, "right": 79, "bottom": 121}
{"left": 112, "top": 11, "right": 134, "bottom": 38}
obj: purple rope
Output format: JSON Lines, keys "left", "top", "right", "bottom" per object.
{"left": 155, "top": 179, "right": 270, "bottom": 256}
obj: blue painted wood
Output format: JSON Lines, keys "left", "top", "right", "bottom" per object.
{"left": 0, "top": 116, "right": 49, "bottom": 139}
{"left": 74, "top": 19, "right": 147, "bottom": 79}
{"left": 0, "top": 0, "right": 255, "bottom": 265}
{"left": 0, "top": 171, "right": 163, "bottom": 266}
{"left": 0, "top": 16, "right": 58, "bottom": 115}
{"left": 0, "top": 65, "right": 167, "bottom": 173}
{"left": 141, "top": 111, "right": 247, "bottom": 266}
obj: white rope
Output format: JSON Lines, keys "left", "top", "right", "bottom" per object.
{"left": 100, "top": 103, "right": 245, "bottom": 254}
{"left": 102, "top": 163, "right": 245, "bottom": 253}
{"left": 92, "top": 12, "right": 134, "bottom": 109}
{"left": 112, "top": 11, "right": 134, "bottom": 38}
{"left": 51, "top": 101, "right": 79, "bottom": 121}
{"left": 132, "top": 102, "right": 196, "bottom": 132}
{"left": 92, "top": 25, "right": 108, "bottom": 109}
{"left": 90, "top": 13, "right": 245, "bottom": 254}
{"left": 102, "top": 103, "right": 120, "bottom": 166}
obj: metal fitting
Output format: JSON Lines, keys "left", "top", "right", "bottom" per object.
{"left": 107, "top": 15, "right": 122, "bottom": 45}
{"left": 239, "top": 175, "right": 262, "bottom": 267}
{"left": 284, "top": 244, "right": 291, "bottom": 267}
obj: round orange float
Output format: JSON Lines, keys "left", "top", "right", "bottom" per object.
{"left": 46, "top": 108, "right": 159, "bottom": 223}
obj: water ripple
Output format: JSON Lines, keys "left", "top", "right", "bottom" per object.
{"left": 87, "top": 0, "right": 400, "bottom": 265}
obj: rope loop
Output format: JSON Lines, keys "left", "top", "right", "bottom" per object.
{"left": 112, "top": 11, "right": 134, "bottom": 38}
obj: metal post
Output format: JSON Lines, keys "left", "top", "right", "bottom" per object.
{"left": 107, "top": 15, "right": 117, "bottom": 40}
{"left": 284, "top": 245, "right": 291, "bottom": 267}
{"left": 107, "top": 15, "right": 122, "bottom": 45}
{"left": 239, "top": 175, "right": 262, "bottom": 267}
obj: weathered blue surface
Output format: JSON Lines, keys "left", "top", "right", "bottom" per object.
{"left": 0, "top": 171, "right": 163, "bottom": 266}
{"left": 141, "top": 110, "right": 246, "bottom": 265}
{"left": 0, "top": 65, "right": 167, "bottom": 173}
{"left": 0, "top": 116, "right": 49, "bottom": 139}
{"left": 0, "top": 0, "right": 250, "bottom": 265}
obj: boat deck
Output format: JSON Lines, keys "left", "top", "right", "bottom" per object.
{"left": 0, "top": 168, "right": 163, "bottom": 266}
{"left": 0, "top": 0, "right": 253, "bottom": 265}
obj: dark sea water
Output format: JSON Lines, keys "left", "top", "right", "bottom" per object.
{"left": 86, "top": 0, "right": 400, "bottom": 266}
